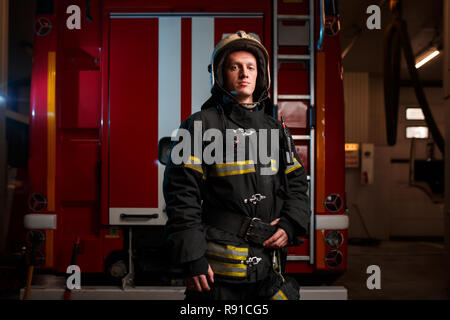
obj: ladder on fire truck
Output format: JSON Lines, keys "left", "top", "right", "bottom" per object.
{"left": 273, "top": 0, "right": 323, "bottom": 265}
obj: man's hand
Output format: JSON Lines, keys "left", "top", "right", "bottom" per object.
{"left": 263, "top": 218, "right": 288, "bottom": 249}
{"left": 185, "top": 264, "right": 214, "bottom": 292}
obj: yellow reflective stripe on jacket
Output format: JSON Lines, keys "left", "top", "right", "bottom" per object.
{"left": 184, "top": 155, "right": 203, "bottom": 173}
{"left": 215, "top": 160, "right": 254, "bottom": 168}
{"left": 209, "top": 160, "right": 255, "bottom": 177}
{"left": 208, "top": 260, "right": 247, "bottom": 278}
{"left": 206, "top": 250, "right": 246, "bottom": 261}
{"left": 223, "top": 244, "right": 248, "bottom": 253}
{"left": 212, "top": 168, "right": 255, "bottom": 177}
{"left": 206, "top": 242, "right": 248, "bottom": 261}
{"left": 184, "top": 163, "right": 203, "bottom": 174}
{"left": 285, "top": 158, "right": 302, "bottom": 174}
{"left": 271, "top": 289, "right": 288, "bottom": 300}
{"left": 205, "top": 242, "right": 248, "bottom": 278}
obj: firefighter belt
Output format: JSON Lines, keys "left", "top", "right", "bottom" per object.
{"left": 204, "top": 211, "right": 277, "bottom": 246}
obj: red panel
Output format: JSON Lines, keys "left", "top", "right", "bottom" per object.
{"left": 277, "top": 0, "right": 309, "bottom": 15}
{"left": 60, "top": 71, "right": 100, "bottom": 129}
{"left": 278, "top": 46, "right": 309, "bottom": 55}
{"left": 61, "top": 135, "right": 99, "bottom": 202}
{"left": 78, "top": 71, "right": 101, "bottom": 128}
{"left": 181, "top": 18, "right": 192, "bottom": 122}
{"left": 214, "top": 18, "right": 264, "bottom": 46}
{"left": 60, "top": 71, "right": 78, "bottom": 128}
{"left": 109, "top": 18, "right": 159, "bottom": 208}
{"left": 278, "top": 62, "right": 309, "bottom": 95}
{"left": 61, "top": 206, "right": 99, "bottom": 237}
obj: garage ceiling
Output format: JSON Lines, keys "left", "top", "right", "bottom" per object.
{"left": 340, "top": 0, "right": 443, "bottom": 82}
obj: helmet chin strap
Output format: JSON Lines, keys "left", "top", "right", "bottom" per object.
{"left": 239, "top": 102, "right": 259, "bottom": 108}
{"left": 230, "top": 90, "right": 252, "bottom": 103}
{"left": 228, "top": 90, "right": 260, "bottom": 108}
{"left": 217, "top": 84, "right": 269, "bottom": 111}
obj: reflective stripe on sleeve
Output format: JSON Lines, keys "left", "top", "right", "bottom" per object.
{"left": 184, "top": 163, "right": 203, "bottom": 174}
{"left": 285, "top": 158, "right": 302, "bottom": 174}
{"left": 184, "top": 155, "right": 203, "bottom": 173}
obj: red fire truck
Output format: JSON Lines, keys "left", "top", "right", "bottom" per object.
{"left": 25, "top": 0, "right": 346, "bottom": 289}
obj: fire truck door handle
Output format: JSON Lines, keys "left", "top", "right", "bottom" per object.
{"left": 120, "top": 214, "right": 159, "bottom": 220}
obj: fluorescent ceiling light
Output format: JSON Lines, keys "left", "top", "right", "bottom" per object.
{"left": 406, "top": 108, "right": 425, "bottom": 120}
{"left": 406, "top": 126, "right": 429, "bottom": 139}
{"left": 415, "top": 48, "right": 440, "bottom": 69}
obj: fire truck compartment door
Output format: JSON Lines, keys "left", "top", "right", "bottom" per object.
{"left": 108, "top": 14, "right": 264, "bottom": 225}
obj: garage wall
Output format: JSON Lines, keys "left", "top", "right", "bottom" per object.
{"left": 368, "top": 76, "right": 387, "bottom": 146}
{"left": 343, "top": 72, "right": 369, "bottom": 142}
{"left": 344, "top": 72, "right": 445, "bottom": 240}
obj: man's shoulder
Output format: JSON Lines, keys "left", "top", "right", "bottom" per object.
{"left": 185, "top": 107, "right": 219, "bottom": 122}
{"left": 180, "top": 107, "right": 220, "bottom": 130}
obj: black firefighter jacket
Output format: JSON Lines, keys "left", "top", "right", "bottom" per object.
{"left": 163, "top": 94, "right": 310, "bottom": 283}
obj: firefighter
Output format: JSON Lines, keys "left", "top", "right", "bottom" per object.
{"left": 163, "top": 30, "right": 310, "bottom": 300}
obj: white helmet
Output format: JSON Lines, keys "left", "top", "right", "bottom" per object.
{"left": 209, "top": 30, "right": 270, "bottom": 100}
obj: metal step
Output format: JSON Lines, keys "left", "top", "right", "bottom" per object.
{"left": 20, "top": 285, "right": 186, "bottom": 300}
{"left": 278, "top": 54, "right": 310, "bottom": 61}
{"left": 20, "top": 284, "right": 347, "bottom": 301}
{"left": 300, "top": 286, "right": 348, "bottom": 300}
{"left": 278, "top": 94, "right": 311, "bottom": 100}
{"left": 292, "top": 135, "right": 311, "bottom": 140}
{"left": 287, "top": 255, "right": 310, "bottom": 261}
{"left": 278, "top": 14, "right": 310, "bottom": 21}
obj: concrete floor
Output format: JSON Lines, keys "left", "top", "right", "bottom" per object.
{"left": 334, "top": 239, "right": 450, "bottom": 300}
{"left": 2, "top": 239, "right": 449, "bottom": 300}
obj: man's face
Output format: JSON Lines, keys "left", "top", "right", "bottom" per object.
{"left": 224, "top": 51, "right": 257, "bottom": 104}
